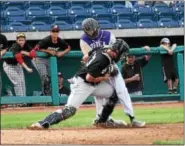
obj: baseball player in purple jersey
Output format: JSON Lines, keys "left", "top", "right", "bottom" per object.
{"left": 3, "top": 33, "right": 36, "bottom": 96}
{"left": 80, "top": 18, "right": 145, "bottom": 127}
{"left": 0, "top": 33, "right": 8, "bottom": 96}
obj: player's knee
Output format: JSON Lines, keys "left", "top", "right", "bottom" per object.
{"left": 56, "top": 106, "right": 77, "bottom": 120}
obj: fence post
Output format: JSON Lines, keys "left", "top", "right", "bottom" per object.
{"left": 49, "top": 57, "right": 59, "bottom": 105}
{"left": 177, "top": 53, "right": 184, "bottom": 101}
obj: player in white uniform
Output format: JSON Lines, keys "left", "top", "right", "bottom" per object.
{"left": 80, "top": 18, "right": 145, "bottom": 127}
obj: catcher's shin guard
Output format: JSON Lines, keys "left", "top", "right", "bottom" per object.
{"left": 39, "top": 106, "right": 76, "bottom": 128}
{"left": 97, "top": 91, "right": 118, "bottom": 123}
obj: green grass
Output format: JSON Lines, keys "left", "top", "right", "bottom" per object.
{"left": 153, "top": 140, "right": 184, "bottom": 145}
{"left": 1, "top": 106, "right": 183, "bottom": 129}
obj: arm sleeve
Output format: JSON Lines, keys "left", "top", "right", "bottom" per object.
{"left": 108, "top": 33, "right": 116, "bottom": 46}
{"left": 80, "top": 39, "right": 93, "bottom": 52}
{"left": 59, "top": 39, "right": 69, "bottom": 50}
{"left": 2, "top": 35, "right": 8, "bottom": 49}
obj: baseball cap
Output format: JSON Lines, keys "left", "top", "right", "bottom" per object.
{"left": 16, "top": 33, "right": 26, "bottom": 39}
{"left": 51, "top": 25, "right": 60, "bottom": 32}
{"left": 58, "top": 72, "right": 63, "bottom": 77}
{"left": 160, "top": 38, "right": 170, "bottom": 44}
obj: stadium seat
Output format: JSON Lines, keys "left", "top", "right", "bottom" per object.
{"left": 113, "top": 1, "right": 125, "bottom": 5}
{"left": 173, "top": 6, "right": 184, "bottom": 12}
{"left": 117, "top": 12, "right": 136, "bottom": 22}
{"left": 90, "top": 5, "right": 110, "bottom": 15}
{"left": 46, "top": 6, "right": 67, "bottom": 16}
{"left": 97, "top": 20, "right": 115, "bottom": 29}
{"left": 28, "top": 1, "right": 49, "bottom": 9}
{"left": 176, "top": 1, "right": 184, "bottom": 7}
{"left": 68, "top": 6, "right": 88, "bottom": 16}
{"left": 6, "top": 1, "right": 26, "bottom": 10}
{"left": 91, "top": 1, "right": 113, "bottom": 8}
{"left": 152, "top": 4, "right": 172, "bottom": 13}
{"left": 137, "top": 11, "right": 156, "bottom": 21}
{"left": 1, "top": 25, "right": 7, "bottom": 32}
{"left": 137, "top": 19, "right": 158, "bottom": 28}
{"left": 74, "top": 14, "right": 92, "bottom": 21}
{"left": 158, "top": 11, "right": 177, "bottom": 20}
{"left": 179, "top": 18, "right": 184, "bottom": 27}
{"left": 8, "top": 16, "right": 27, "bottom": 22}
{"left": 158, "top": 18, "right": 179, "bottom": 28}
{"left": 116, "top": 19, "right": 136, "bottom": 29}
{"left": 1, "top": 11, "right": 4, "bottom": 17}
{"left": 5, "top": 7, "right": 25, "bottom": 17}
{"left": 32, "top": 16, "right": 53, "bottom": 24}
{"left": 30, "top": 21, "right": 50, "bottom": 31}
{"left": 111, "top": 4, "right": 131, "bottom": 14}
{"left": 72, "top": 20, "right": 83, "bottom": 30}
{"left": 7, "top": 22, "right": 28, "bottom": 32}
{"left": 95, "top": 14, "right": 116, "bottom": 22}
{"left": 55, "top": 16, "right": 74, "bottom": 24}
{"left": 133, "top": 6, "right": 152, "bottom": 13}
{"left": 50, "top": 1, "right": 71, "bottom": 9}
{"left": 71, "top": 1, "right": 91, "bottom": 8}
{"left": 54, "top": 21, "right": 73, "bottom": 30}
{"left": 26, "top": 7, "right": 45, "bottom": 17}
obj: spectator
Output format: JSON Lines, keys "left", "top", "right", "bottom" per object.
{"left": 0, "top": 33, "right": 8, "bottom": 97}
{"left": 160, "top": 38, "right": 179, "bottom": 94}
{"left": 122, "top": 46, "right": 151, "bottom": 95}
{"left": 58, "top": 72, "right": 70, "bottom": 96}
{"left": 125, "top": 1, "right": 133, "bottom": 8}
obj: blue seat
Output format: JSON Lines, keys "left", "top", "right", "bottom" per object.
{"left": 179, "top": 11, "right": 184, "bottom": 19}
{"left": 113, "top": 1, "right": 125, "bottom": 5}
{"left": 50, "top": 1, "right": 71, "bottom": 9}
{"left": 1, "top": 25, "right": 7, "bottom": 32}
{"left": 133, "top": 6, "right": 152, "bottom": 13}
{"left": 137, "top": 11, "right": 156, "bottom": 21}
{"left": 74, "top": 14, "right": 92, "bottom": 21}
{"left": 158, "top": 11, "right": 177, "bottom": 20}
{"left": 98, "top": 20, "right": 115, "bottom": 29}
{"left": 55, "top": 16, "right": 74, "bottom": 24}
{"left": 1, "top": 11, "right": 4, "bottom": 17}
{"left": 117, "top": 12, "right": 136, "bottom": 22}
{"left": 5, "top": 7, "right": 25, "bottom": 17}
{"left": 173, "top": 6, "right": 184, "bottom": 12}
{"left": 91, "top": 1, "right": 113, "bottom": 8}
{"left": 152, "top": 4, "right": 172, "bottom": 13}
{"left": 176, "top": 1, "right": 184, "bottom": 7}
{"left": 72, "top": 20, "right": 83, "bottom": 30}
{"left": 90, "top": 5, "right": 110, "bottom": 15}
{"left": 30, "top": 21, "right": 50, "bottom": 31}
{"left": 68, "top": 6, "right": 88, "bottom": 16}
{"left": 28, "top": 1, "right": 49, "bottom": 9}
{"left": 116, "top": 19, "right": 136, "bottom": 29}
{"left": 71, "top": 1, "right": 91, "bottom": 8}
{"left": 179, "top": 18, "right": 184, "bottom": 27}
{"left": 158, "top": 18, "right": 179, "bottom": 28}
{"left": 6, "top": 2, "right": 26, "bottom": 10}
{"left": 137, "top": 19, "right": 158, "bottom": 28}
{"left": 54, "top": 21, "right": 73, "bottom": 30}
{"left": 8, "top": 22, "right": 28, "bottom": 32}
{"left": 8, "top": 16, "right": 27, "bottom": 22}
{"left": 96, "top": 14, "right": 116, "bottom": 22}
{"left": 47, "top": 6, "right": 67, "bottom": 16}
{"left": 26, "top": 7, "right": 45, "bottom": 17}
{"left": 111, "top": 4, "right": 131, "bottom": 14}
{"left": 32, "top": 16, "right": 53, "bottom": 24}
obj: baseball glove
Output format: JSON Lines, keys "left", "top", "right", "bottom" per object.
{"left": 107, "top": 64, "right": 119, "bottom": 77}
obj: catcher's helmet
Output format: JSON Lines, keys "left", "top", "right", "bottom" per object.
{"left": 82, "top": 18, "right": 100, "bottom": 39}
{"left": 110, "top": 39, "right": 130, "bottom": 62}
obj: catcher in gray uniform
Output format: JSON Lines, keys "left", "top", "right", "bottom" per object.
{"left": 29, "top": 39, "right": 129, "bottom": 129}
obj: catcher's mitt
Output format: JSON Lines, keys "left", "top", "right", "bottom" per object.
{"left": 107, "top": 64, "right": 119, "bottom": 77}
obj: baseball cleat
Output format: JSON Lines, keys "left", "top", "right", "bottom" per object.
{"left": 28, "top": 122, "right": 45, "bottom": 130}
{"left": 131, "top": 119, "right": 146, "bottom": 128}
{"left": 93, "top": 118, "right": 127, "bottom": 128}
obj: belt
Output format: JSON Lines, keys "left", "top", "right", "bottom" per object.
{"left": 75, "top": 75, "right": 99, "bottom": 86}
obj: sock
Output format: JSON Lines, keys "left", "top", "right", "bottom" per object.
{"left": 128, "top": 115, "right": 135, "bottom": 122}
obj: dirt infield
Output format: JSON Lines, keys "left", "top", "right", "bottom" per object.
{"left": 1, "top": 102, "right": 184, "bottom": 145}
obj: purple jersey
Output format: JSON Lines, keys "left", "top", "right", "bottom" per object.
{"left": 81, "top": 30, "right": 111, "bottom": 50}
